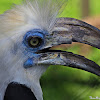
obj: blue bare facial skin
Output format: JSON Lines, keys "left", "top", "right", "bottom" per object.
{"left": 23, "top": 29, "right": 48, "bottom": 68}
{"left": 24, "top": 58, "right": 34, "bottom": 68}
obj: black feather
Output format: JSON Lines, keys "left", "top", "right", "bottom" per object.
{"left": 4, "top": 82, "right": 37, "bottom": 100}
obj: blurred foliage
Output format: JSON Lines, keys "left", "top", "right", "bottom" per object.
{"left": 0, "top": 0, "right": 100, "bottom": 100}
{"left": 90, "top": 0, "right": 100, "bottom": 16}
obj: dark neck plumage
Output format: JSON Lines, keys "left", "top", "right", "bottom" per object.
{"left": 4, "top": 82, "right": 37, "bottom": 100}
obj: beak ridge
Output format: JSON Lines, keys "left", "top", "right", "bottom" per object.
{"left": 37, "top": 18, "right": 100, "bottom": 76}
{"left": 51, "top": 18, "right": 100, "bottom": 49}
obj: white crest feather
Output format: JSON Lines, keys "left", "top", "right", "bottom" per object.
{"left": 0, "top": 0, "right": 67, "bottom": 37}
{"left": 0, "top": 0, "right": 67, "bottom": 100}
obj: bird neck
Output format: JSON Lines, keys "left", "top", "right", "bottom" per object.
{"left": 12, "top": 65, "right": 49, "bottom": 100}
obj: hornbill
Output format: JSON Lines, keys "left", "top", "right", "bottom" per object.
{"left": 0, "top": 0, "right": 100, "bottom": 100}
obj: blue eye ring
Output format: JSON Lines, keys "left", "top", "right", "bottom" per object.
{"left": 23, "top": 29, "right": 47, "bottom": 52}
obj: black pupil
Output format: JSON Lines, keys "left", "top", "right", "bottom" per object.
{"left": 28, "top": 37, "right": 42, "bottom": 48}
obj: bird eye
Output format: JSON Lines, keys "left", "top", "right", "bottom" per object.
{"left": 27, "top": 36, "right": 42, "bottom": 48}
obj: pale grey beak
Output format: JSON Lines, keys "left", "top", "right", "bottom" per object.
{"left": 36, "top": 18, "right": 100, "bottom": 76}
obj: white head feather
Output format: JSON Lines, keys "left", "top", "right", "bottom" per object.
{"left": 0, "top": 0, "right": 67, "bottom": 100}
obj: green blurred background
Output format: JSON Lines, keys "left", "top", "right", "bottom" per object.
{"left": 1, "top": 0, "right": 100, "bottom": 100}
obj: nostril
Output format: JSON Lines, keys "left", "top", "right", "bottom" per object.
{"left": 72, "top": 38, "right": 77, "bottom": 42}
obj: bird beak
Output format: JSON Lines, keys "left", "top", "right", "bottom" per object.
{"left": 36, "top": 18, "right": 100, "bottom": 76}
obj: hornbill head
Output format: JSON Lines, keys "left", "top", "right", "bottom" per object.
{"left": 0, "top": 0, "right": 100, "bottom": 100}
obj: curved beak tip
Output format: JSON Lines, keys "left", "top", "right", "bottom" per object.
{"left": 37, "top": 18, "right": 100, "bottom": 77}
